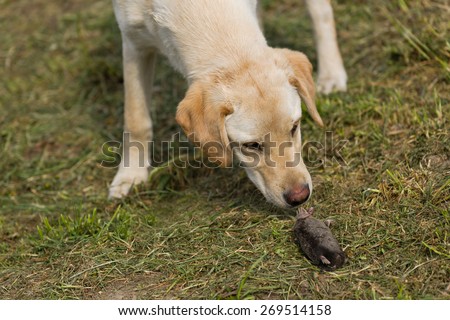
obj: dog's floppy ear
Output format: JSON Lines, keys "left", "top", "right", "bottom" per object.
{"left": 275, "top": 48, "right": 323, "bottom": 127}
{"left": 176, "top": 81, "right": 234, "bottom": 167}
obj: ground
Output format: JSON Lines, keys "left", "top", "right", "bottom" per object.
{"left": 0, "top": 0, "right": 449, "bottom": 299}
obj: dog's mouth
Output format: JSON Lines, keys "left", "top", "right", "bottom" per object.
{"left": 244, "top": 171, "right": 313, "bottom": 209}
{"left": 261, "top": 192, "right": 302, "bottom": 209}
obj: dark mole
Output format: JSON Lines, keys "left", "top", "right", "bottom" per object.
{"left": 293, "top": 207, "right": 346, "bottom": 271}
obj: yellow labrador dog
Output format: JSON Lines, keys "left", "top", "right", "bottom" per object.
{"left": 109, "top": 0, "right": 347, "bottom": 208}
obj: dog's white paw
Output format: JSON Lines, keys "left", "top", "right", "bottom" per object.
{"left": 317, "top": 66, "right": 347, "bottom": 94}
{"left": 108, "top": 166, "right": 148, "bottom": 199}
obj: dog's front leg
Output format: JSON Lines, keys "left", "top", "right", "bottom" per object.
{"left": 109, "top": 43, "right": 157, "bottom": 199}
{"left": 306, "top": 0, "right": 347, "bottom": 94}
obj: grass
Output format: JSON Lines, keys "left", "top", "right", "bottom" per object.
{"left": 0, "top": 0, "right": 449, "bottom": 299}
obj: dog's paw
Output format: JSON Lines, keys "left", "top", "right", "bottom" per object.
{"left": 317, "top": 66, "right": 347, "bottom": 94}
{"left": 108, "top": 166, "right": 148, "bottom": 199}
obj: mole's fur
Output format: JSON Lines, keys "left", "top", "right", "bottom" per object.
{"left": 293, "top": 208, "right": 345, "bottom": 270}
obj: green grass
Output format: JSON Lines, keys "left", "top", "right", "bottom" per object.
{"left": 0, "top": 0, "right": 449, "bottom": 299}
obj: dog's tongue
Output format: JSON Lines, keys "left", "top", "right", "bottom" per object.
{"left": 296, "top": 207, "right": 313, "bottom": 219}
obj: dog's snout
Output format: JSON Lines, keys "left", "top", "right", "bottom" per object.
{"left": 283, "top": 184, "right": 310, "bottom": 207}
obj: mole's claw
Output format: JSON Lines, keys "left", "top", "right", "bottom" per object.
{"left": 320, "top": 255, "right": 331, "bottom": 265}
{"left": 324, "top": 219, "right": 334, "bottom": 227}
{"left": 296, "top": 207, "right": 312, "bottom": 219}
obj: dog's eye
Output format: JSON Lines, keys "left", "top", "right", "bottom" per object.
{"left": 291, "top": 124, "right": 298, "bottom": 137}
{"left": 243, "top": 142, "right": 262, "bottom": 151}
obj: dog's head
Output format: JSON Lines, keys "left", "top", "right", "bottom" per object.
{"left": 176, "top": 48, "right": 322, "bottom": 208}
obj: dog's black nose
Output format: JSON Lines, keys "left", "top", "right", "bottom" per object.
{"left": 283, "top": 184, "right": 310, "bottom": 207}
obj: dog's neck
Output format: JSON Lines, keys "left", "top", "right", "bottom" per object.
{"left": 151, "top": 0, "right": 268, "bottom": 81}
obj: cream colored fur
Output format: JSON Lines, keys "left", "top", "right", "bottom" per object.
{"left": 109, "top": 0, "right": 347, "bottom": 208}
